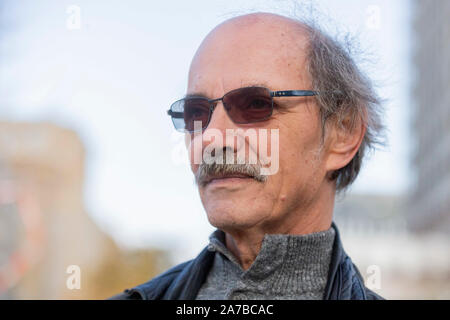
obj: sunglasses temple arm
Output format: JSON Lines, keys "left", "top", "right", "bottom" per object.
{"left": 271, "top": 90, "right": 319, "bottom": 97}
{"left": 167, "top": 110, "right": 185, "bottom": 118}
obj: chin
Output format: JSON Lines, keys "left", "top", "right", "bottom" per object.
{"left": 205, "top": 204, "right": 264, "bottom": 232}
{"left": 200, "top": 189, "right": 271, "bottom": 231}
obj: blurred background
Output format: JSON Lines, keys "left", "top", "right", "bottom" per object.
{"left": 0, "top": 0, "right": 448, "bottom": 299}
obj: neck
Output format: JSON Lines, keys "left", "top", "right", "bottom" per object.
{"left": 225, "top": 182, "right": 335, "bottom": 270}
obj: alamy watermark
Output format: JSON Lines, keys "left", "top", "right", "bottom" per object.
{"left": 66, "top": 265, "right": 81, "bottom": 290}
{"left": 66, "top": 5, "right": 82, "bottom": 30}
{"left": 365, "top": 264, "right": 381, "bottom": 290}
{"left": 173, "top": 121, "right": 280, "bottom": 178}
{"left": 366, "top": 5, "right": 381, "bottom": 30}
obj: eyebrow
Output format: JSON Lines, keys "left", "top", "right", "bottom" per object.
{"left": 242, "top": 81, "right": 272, "bottom": 89}
{"left": 184, "top": 82, "right": 273, "bottom": 99}
{"left": 184, "top": 92, "right": 208, "bottom": 99}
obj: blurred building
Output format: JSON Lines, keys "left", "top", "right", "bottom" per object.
{"left": 409, "top": 0, "right": 450, "bottom": 234}
{"left": 334, "top": 193, "right": 407, "bottom": 235}
{"left": 334, "top": 193, "right": 450, "bottom": 299}
{"left": 0, "top": 121, "right": 169, "bottom": 299}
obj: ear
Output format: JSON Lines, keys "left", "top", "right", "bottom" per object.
{"left": 324, "top": 114, "right": 366, "bottom": 175}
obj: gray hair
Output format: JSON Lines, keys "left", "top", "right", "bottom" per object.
{"left": 195, "top": 147, "right": 268, "bottom": 187}
{"left": 302, "top": 22, "right": 385, "bottom": 191}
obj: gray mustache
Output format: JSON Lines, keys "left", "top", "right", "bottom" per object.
{"left": 195, "top": 151, "right": 268, "bottom": 186}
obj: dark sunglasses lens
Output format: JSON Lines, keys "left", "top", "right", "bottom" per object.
{"left": 223, "top": 87, "right": 273, "bottom": 123}
{"left": 170, "top": 98, "right": 211, "bottom": 132}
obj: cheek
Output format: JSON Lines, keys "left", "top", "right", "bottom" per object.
{"left": 277, "top": 118, "right": 323, "bottom": 179}
{"left": 275, "top": 140, "right": 323, "bottom": 206}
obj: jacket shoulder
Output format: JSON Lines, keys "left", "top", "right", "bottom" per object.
{"left": 348, "top": 259, "right": 385, "bottom": 300}
{"left": 108, "top": 259, "right": 193, "bottom": 300}
{"left": 364, "top": 287, "right": 385, "bottom": 300}
{"left": 326, "top": 222, "right": 385, "bottom": 300}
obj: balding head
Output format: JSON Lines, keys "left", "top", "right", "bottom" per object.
{"left": 188, "top": 13, "right": 312, "bottom": 98}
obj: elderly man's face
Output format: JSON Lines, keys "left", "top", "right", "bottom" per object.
{"left": 186, "top": 15, "right": 329, "bottom": 234}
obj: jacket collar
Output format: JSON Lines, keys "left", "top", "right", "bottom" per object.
{"left": 323, "top": 221, "right": 347, "bottom": 299}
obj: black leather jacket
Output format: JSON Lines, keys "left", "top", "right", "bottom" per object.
{"left": 110, "top": 222, "right": 384, "bottom": 300}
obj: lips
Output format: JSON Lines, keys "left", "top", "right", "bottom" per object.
{"left": 205, "top": 173, "right": 254, "bottom": 185}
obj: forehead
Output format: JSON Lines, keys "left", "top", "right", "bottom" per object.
{"left": 187, "top": 14, "right": 311, "bottom": 95}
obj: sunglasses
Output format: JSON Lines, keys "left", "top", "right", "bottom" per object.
{"left": 167, "top": 86, "right": 318, "bottom": 133}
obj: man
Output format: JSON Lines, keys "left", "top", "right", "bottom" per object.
{"left": 111, "top": 12, "right": 384, "bottom": 300}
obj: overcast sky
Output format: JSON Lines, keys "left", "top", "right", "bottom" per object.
{"left": 0, "top": 0, "right": 411, "bottom": 262}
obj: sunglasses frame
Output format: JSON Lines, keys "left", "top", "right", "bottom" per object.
{"left": 167, "top": 86, "right": 319, "bottom": 133}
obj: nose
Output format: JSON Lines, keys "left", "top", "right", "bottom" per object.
{"left": 202, "top": 101, "right": 240, "bottom": 155}
{"left": 207, "top": 101, "right": 235, "bottom": 131}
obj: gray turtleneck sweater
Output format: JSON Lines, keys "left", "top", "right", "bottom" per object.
{"left": 195, "top": 227, "right": 336, "bottom": 300}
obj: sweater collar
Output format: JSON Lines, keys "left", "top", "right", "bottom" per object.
{"left": 205, "top": 226, "right": 336, "bottom": 294}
